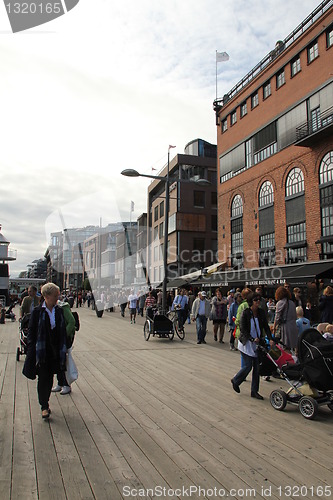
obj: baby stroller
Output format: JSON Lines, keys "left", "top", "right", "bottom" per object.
{"left": 262, "top": 328, "right": 333, "bottom": 419}
{"left": 16, "top": 313, "right": 30, "bottom": 361}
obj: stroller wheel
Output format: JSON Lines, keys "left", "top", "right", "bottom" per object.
{"left": 270, "top": 390, "right": 287, "bottom": 411}
{"left": 299, "top": 396, "right": 318, "bottom": 420}
{"left": 143, "top": 321, "right": 150, "bottom": 341}
{"left": 16, "top": 347, "right": 20, "bottom": 362}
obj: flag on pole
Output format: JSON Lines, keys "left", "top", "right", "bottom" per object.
{"left": 168, "top": 145, "right": 176, "bottom": 150}
{"left": 216, "top": 51, "right": 229, "bottom": 62}
{"left": 130, "top": 201, "right": 134, "bottom": 212}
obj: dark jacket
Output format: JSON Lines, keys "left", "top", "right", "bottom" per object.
{"left": 22, "top": 305, "right": 67, "bottom": 380}
{"left": 319, "top": 295, "right": 333, "bottom": 324}
{"left": 239, "top": 307, "right": 272, "bottom": 346}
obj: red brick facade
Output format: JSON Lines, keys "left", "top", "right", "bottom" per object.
{"left": 216, "top": 3, "right": 333, "bottom": 270}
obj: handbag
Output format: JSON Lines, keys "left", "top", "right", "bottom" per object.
{"left": 65, "top": 347, "right": 78, "bottom": 385}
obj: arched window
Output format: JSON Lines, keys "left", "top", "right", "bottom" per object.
{"left": 285, "top": 167, "right": 306, "bottom": 263}
{"left": 285, "top": 167, "right": 304, "bottom": 197}
{"left": 259, "top": 180, "right": 274, "bottom": 207}
{"left": 231, "top": 195, "right": 243, "bottom": 268}
{"left": 258, "top": 181, "right": 275, "bottom": 266}
{"left": 319, "top": 151, "right": 333, "bottom": 259}
{"left": 319, "top": 151, "right": 333, "bottom": 185}
{"left": 231, "top": 194, "right": 243, "bottom": 217}
{"left": 286, "top": 167, "right": 304, "bottom": 197}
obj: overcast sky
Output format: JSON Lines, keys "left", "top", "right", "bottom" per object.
{"left": 0, "top": 0, "right": 320, "bottom": 276}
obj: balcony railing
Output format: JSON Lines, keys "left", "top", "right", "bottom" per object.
{"left": 213, "top": 0, "right": 333, "bottom": 110}
{"left": 296, "top": 106, "right": 333, "bottom": 144}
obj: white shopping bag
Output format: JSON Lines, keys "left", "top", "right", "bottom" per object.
{"left": 66, "top": 347, "right": 78, "bottom": 385}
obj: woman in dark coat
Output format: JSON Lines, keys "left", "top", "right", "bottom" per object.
{"left": 23, "top": 283, "right": 67, "bottom": 419}
{"left": 231, "top": 293, "right": 274, "bottom": 400}
{"left": 273, "top": 286, "right": 298, "bottom": 351}
{"left": 319, "top": 286, "right": 333, "bottom": 324}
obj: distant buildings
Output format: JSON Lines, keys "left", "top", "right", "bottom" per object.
{"left": 0, "top": 226, "right": 17, "bottom": 305}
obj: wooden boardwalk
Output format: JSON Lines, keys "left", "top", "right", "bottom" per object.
{"left": 0, "top": 305, "right": 332, "bottom": 500}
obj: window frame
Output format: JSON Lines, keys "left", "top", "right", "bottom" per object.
{"left": 326, "top": 24, "right": 333, "bottom": 48}
{"left": 307, "top": 40, "right": 319, "bottom": 63}
{"left": 240, "top": 101, "right": 247, "bottom": 117}
{"left": 193, "top": 190, "right": 205, "bottom": 208}
{"left": 230, "top": 195, "right": 244, "bottom": 267}
{"left": 290, "top": 55, "right": 301, "bottom": 77}
{"left": 285, "top": 167, "right": 305, "bottom": 198}
{"left": 263, "top": 80, "right": 271, "bottom": 100}
{"left": 251, "top": 91, "right": 259, "bottom": 109}
{"left": 231, "top": 109, "right": 237, "bottom": 126}
{"left": 259, "top": 180, "right": 274, "bottom": 207}
{"left": 276, "top": 68, "right": 285, "bottom": 89}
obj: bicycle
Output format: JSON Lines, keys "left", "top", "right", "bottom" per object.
{"left": 167, "top": 310, "right": 185, "bottom": 340}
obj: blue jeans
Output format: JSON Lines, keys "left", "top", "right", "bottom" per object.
{"left": 196, "top": 315, "right": 207, "bottom": 342}
{"left": 233, "top": 352, "right": 260, "bottom": 394}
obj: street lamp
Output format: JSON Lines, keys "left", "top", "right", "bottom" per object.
{"left": 121, "top": 155, "right": 210, "bottom": 313}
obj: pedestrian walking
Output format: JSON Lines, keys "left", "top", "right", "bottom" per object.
{"left": 191, "top": 291, "right": 211, "bottom": 344}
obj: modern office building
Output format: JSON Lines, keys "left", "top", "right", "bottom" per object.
{"left": 213, "top": 0, "right": 333, "bottom": 285}
{"left": 147, "top": 138, "right": 218, "bottom": 287}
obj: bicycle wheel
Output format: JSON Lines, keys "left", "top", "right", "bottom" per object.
{"left": 143, "top": 320, "right": 150, "bottom": 341}
{"left": 174, "top": 318, "right": 185, "bottom": 340}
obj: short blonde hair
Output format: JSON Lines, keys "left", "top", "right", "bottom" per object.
{"left": 41, "top": 283, "right": 60, "bottom": 297}
{"left": 296, "top": 306, "right": 304, "bottom": 317}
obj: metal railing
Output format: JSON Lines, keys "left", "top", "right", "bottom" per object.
{"left": 214, "top": 0, "right": 333, "bottom": 108}
{"left": 296, "top": 105, "right": 333, "bottom": 140}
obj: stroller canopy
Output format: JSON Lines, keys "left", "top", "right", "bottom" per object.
{"left": 297, "top": 328, "right": 333, "bottom": 392}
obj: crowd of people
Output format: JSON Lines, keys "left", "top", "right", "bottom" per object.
{"left": 10, "top": 280, "right": 333, "bottom": 417}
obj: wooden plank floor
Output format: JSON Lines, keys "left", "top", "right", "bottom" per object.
{"left": 1, "top": 305, "right": 332, "bottom": 499}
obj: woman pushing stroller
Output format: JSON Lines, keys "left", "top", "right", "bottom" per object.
{"left": 231, "top": 292, "right": 274, "bottom": 400}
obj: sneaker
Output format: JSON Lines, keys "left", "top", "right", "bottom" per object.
{"left": 42, "top": 408, "right": 51, "bottom": 419}
{"left": 133, "top": 319, "right": 136, "bottom": 323}
{"left": 51, "top": 385, "right": 61, "bottom": 393}
{"left": 230, "top": 345, "right": 235, "bottom": 351}
{"left": 263, "top": 376, "right": 271, "bottom": 381}
{"left": 60, "top": 386, "right": 71, "bottom": 395}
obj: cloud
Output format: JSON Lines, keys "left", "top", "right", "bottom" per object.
{"left": 0, "top": 0, "right": 320, "bottom": 276}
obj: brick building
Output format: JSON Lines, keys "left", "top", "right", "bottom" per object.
{"left": 147, "top": 139, "right": 218, "bottom": 287}
{"left": 213, "top": 0, "right": 333, "bottom": 286}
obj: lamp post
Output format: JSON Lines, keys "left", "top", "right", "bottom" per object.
{"left": 121, "top": 156, "right": 210, "bottom": 313}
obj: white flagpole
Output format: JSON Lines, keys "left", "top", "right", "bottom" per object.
{"left": 216, "top": 50, "right": 218, "bottom": 101}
